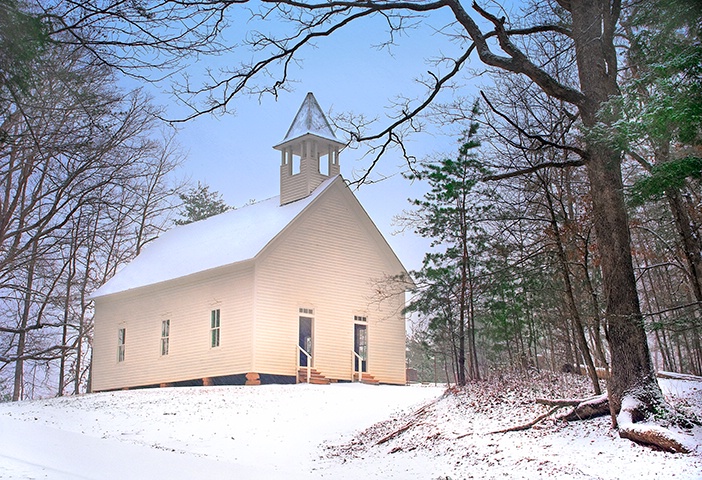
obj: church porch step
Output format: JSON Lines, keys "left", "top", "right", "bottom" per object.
{"left": 297, "top": 367, "right": 331, "bottom": 385}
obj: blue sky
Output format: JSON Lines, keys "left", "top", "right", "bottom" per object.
{"left": 144, "top": 5, "right": 490, "bottom": 271}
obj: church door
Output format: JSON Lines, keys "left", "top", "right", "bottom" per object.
{"left": 354, "top": 323, "right": 367, "bottom": 373}
{"left": 299, "top": 316, "right": 313, "bottom": 367}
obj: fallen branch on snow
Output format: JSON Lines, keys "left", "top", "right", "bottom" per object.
{"left": 557, "top": 394, "right": 610, "bottom": 422}
{"left": 535, "top": 398, "right": 583, "bottom": 407}
{"left": 483, "top": 395, "right": 609, "bottom": 435}
{"left": 487, "top": 405, "right": 565, "bottom": 435}
{"left": 375, "top": 397, "right": 441, "bottom": 446}
{"left": 376, "top": 418, "right": 426, "bottom": 445}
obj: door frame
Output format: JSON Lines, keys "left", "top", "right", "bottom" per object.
{"left": 354, "top": 321, "right": 368, "bottom": 373}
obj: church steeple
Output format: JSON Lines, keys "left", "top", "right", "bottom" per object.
{"left": 274, "top": 93, "right": 344, "bottom": 205}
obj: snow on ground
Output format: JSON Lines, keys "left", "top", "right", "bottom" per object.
{"left": 0, "top": 383, "right": 440, "bottom": 479}
{"left": 329, "top": 373, "right": 702, "bottom": 479}
{"left": 0, "top": 374, "right": 700, "bottom": 480}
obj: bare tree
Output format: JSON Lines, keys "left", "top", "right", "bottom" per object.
{"left": 0, "top": 29, "right": 184, "bottom": 399}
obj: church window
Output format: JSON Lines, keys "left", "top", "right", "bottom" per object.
{"left": 161, "top": 320, "right": 170, "bottom": 356}
{"left": 117, "top": 328, "right": 126, "bottom": 362}
{"left": 211, "top": 309, "right": 221, "bottom": 347}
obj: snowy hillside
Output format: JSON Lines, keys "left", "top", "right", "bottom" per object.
{"left": 0, "top": 375, "right": 700, "bottom": 479}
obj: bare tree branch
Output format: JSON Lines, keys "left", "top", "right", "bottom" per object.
{"left": 480, "top": 91, "right": 587, "bottom": 158}
{"left": 481, "top": 159, "right": 586, "bottom": 182}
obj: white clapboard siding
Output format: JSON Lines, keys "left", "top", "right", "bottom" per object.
{"left": 280, "top": 169, "right": 311, "bottom": 205}
{"left": 253, "top": 180, "right": 407, "bottom": 384}
{"left": 91, "top": 263, "right": 255, "bottom": 391}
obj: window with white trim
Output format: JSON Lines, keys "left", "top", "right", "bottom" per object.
{"left": 117, "top": 328, "right": 126, "bottom": 362}
{"left": 161, "top": 319, "right": 170, "bottom": 356}
{"left": 210, "top": 309, "right": 221, "bottom": 348}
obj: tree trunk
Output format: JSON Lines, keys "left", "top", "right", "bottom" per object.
{"left": 13, "top": 245, "right": 38, "bottom": 402}
{"left": 466, "top": 251, "right": 480, "bottom": 381}
{"left": 584, "top": 142, "right": 662, "bottom": 420}
{"left": 692, "top": 329, "right": 702, "bottom": 376}
{"left": 12, "top": 328, "right": 26, "bottom": 402}
{"left": 58, "top": 291, "right": 70, "bottom": 396}
{"left": 457, "top": 197, "right": 469, "bottom": 386}
{"left": 571, "top": 0, "right": 663, "bottom": 422}
{"left": 563, "top": 308, "right": 576, "bottom": 370}
{"left": 654, "top": 329, "right": 672, "bottom": 372}
{"left": 74, "top": 216, "right": 98, "bottom": 395}
{"left": 58, "top": 229, "right": 79, "bottom": 397}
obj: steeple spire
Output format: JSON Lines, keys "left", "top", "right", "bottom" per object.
{"left": 282, "top": 92, "right": 338, "bottom": 144}
{"left": 274, "top": 93, "right": 344, "bottom": 205}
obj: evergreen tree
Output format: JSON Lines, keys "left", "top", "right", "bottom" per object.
{"left": 617, "top": 0, "right": 702, "bottom": 350}
{"left": 405, "top": 110, "right": 493, "bottom": 385}
{"left": 621, "top": 0, "right": 702, "bottom": 203}
{"left": 0, "top": 0, "right": 48, "bottom": 94}
{"left": 174, "top": 182, "right": 231, "bottom": 225}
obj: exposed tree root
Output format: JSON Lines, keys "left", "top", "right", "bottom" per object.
{"left": 618, "top": 397, "right": 693, "bottom": 454}
{"left": 619, "top": 424, "right": 691, "bottom": 453}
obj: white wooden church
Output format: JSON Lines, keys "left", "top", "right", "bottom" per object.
{"left": 90, "top": 93, "right": 409, "bottom": 390}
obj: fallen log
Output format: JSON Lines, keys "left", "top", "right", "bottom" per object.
{"left": 557, "top": 394, "right": 610, "bottom": 422}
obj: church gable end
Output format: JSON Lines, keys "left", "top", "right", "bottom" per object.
{"left": 252, "top": 178, "right": 407, "bottom": 383}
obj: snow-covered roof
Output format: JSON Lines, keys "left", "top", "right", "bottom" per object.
{"left": 92, "top": 176, "right": 339, "bottom": 298}
{"left": 279, "top": 92, "right": 341, "bottom": 145}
